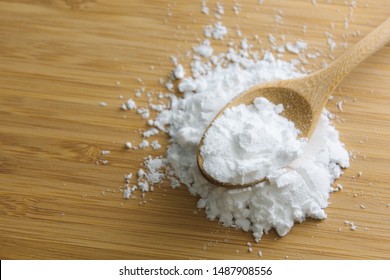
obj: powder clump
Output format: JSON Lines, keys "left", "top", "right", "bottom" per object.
{"left": 201, "top": 97, "right": 307, "bottom": 185}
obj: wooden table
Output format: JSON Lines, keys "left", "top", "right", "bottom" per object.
{"left": 1, "top": 0, "right": 389, "bottom": 260}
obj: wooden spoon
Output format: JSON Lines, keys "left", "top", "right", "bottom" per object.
{"left": 197, "top": 17, "right": 390, "bottom": 188}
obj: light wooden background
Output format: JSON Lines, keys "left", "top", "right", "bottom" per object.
{"left": 0, "top": 0, "right": 389, "bottom": 259}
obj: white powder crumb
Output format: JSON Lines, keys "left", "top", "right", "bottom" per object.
{"left": 137, "top": 108, "right": 150, "bottom": 119}
{"left": 150, "top": 104, "right": 165, "bottom": 112}
{"left": 135, "top": 90, "right": 142, "bottom": 98}
{"left": 285, "top": 40, "right": 308, "bottom": 54}
{"left": 241, "top": 38, "right": 250, "bottom": 50}
{"left": 345, "top": 220, "right": 358, "bottom": 231}
{"left": 303, "top": 24, "right": 308, "bottom": 34}
{"left": 125, "top": 142, "right": 132, "bottom": 149}
{"left": 120, "top": 104, "right": 127, "bottom": 111}
{"left": 126, "top": 99, "right": 137, "bottom": 110}
{"left": 123, "top": 186, "right": 132, "bottom": 199}
{"left": 276, "top": 45, "right": 285, "bottom": 53}
{"left": 151, "top": 140, "right": 162, "bottom": 150}
{"left": 204, "top": 22, "right": 228, "bottom": 40}
{"left": 204, "top": 24, "right": 212, "bottom": 38}
{"left": 165, "top": 81, "right": 174, "bottom": 91}
{"left": 307, "top": 52, "right": 320, "bottom": 59}
{"left": 325, "top": 32, "right": 337, "bottom": 53}
{"left": 143, "top": 128, "right": 159, "bottom": 138}
{"left": 138, "top": 169, "right": 146, "bottom": 180}
{"left": 144, "top": 157, "right": 165, "bottom": 184}
{"left": 274, "top": 15, "right": 283, "bottom": 24}
{"left": 215, "top": 2, "right": 224, "bottom": 15}
{"left": 258, "top": 0, "right": 264, "bottom": 4}
{"left": 235, "top": 27, "right": 242, "bottom": 37}
{"left": 268, "top": 33, "right": 276, "bottom": 45}
{"left": 233, "top": 1, "right": 241, "bottom": 15}
{"left": 201, "top": 0, "right": 209, "bottom": 15}
{"left": 337, "top": 100, "right": 343, "bottom": 111}
{"left": 138, "top": 181, "right": 149, "bottom": 192}
{"left": 174, "top": 64, "right": 185, "bottom": 79}
{"left": 248, "top": 247, "right": 253, "bottom": 253}
{"left": 336, "top": 183, "right": 343, "bottom": 191}
{"left": 360, "top": 204, "right": 366, "bottom": 209}
{"left": 246, "top": 241, "right": 252, "bottom": 247}
{"left": 193, "top": 40, "right": 213, "bottom": 57}
{"left": 358, "top": 171, "right": 362, "bottom": 177}
{"left": 350, "top": 224, "right": 358, "bottom": 231}
{"left": 344, "top": 17, "right": 349, "bottom": 29}
{"left": 99, "top": 102, "right": 108, "bottom": 107}
{"left": 139, "top": 140, "right": 149, "bottom": 149}
{"left": 285, "top": 256, "right": 289, "bottom": 259}
{"left": 101, "top": 150, "right": 110, "bottom": 156}
{"left": 116, "top": 81, "right": 121, "bottom": 87}
{"left": 147, "top": 119, "right": 154, "bottom": 126}
{"left": 124, "top": 173, "right": 133, "bottom": 182}
{"left": 258, "top": 250, "right": 263, "bottom": 257}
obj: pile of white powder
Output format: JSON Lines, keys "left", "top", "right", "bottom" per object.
{"left": 151, "top": 49, "right": 349, "bottom": 241}
{"left": 200, "top": 97, "right": 307, "bottom": 185}
{"left": 118, "top": 5, "right": 350, "bottom": 242}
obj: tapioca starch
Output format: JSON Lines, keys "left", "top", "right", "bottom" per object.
{"left": 153, "top": 49, "right": 349, "bottom": 241}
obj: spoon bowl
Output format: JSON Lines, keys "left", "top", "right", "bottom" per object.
{"left": 197, "top": 17, "right": 390, "bottom": 188}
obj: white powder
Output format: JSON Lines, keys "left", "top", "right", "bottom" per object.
{"left": 118, "top": 4, "right": 350, "bottom": 242}
{"left": 125, "top": 99, "right": 137, "bottom": 110}
{"left": 201, "top": 97, "right": 307, "bottom": 185}
{"left": 154, "top": 48, "right": 349, "bottom": 241}
{"left": 285, "top": 40, "right": 308, "bottom": 54}
{"left": 201, "top": 0, "right": 209, "bottom": 15}
{"left": 137, "top": 107, "right": 150, "bottom": 119}
{"left": 193, "top": 40, "right": 213, "bottom": 57}
{"left": 139, "top": 140, "right": 149, "bottom": 149}
{"left": 204, "top": 22, "right": 228, "bottom": 40}
{"left": 174, "top": 64, "right": 185, "bottom": 79}
{"left": 143, "top": 128, "right": 159, "bottom": 138}
{"left": 151, "top": 140, "right": 162, "bottom": 150}
{"left": 216, "top": 2, "right": 224, "bottom": 15}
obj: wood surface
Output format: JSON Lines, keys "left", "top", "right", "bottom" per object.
{"left": 0, "top": 0, "right": 389, "bottom": 260}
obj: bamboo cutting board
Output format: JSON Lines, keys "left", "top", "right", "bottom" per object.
{"left": 0, "top": 0, "right": 390, "bottom": 260}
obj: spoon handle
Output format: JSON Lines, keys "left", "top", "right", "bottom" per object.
{"left": 307, "top": 17, "right": 390, "bottom": 109}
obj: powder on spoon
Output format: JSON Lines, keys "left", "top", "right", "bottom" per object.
{"left": 200, "top": 97, "right": 307, "bottom": 185}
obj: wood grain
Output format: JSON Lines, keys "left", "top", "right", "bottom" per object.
{"left": 0, "top": 0, "right": 389, "bottom": 260}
